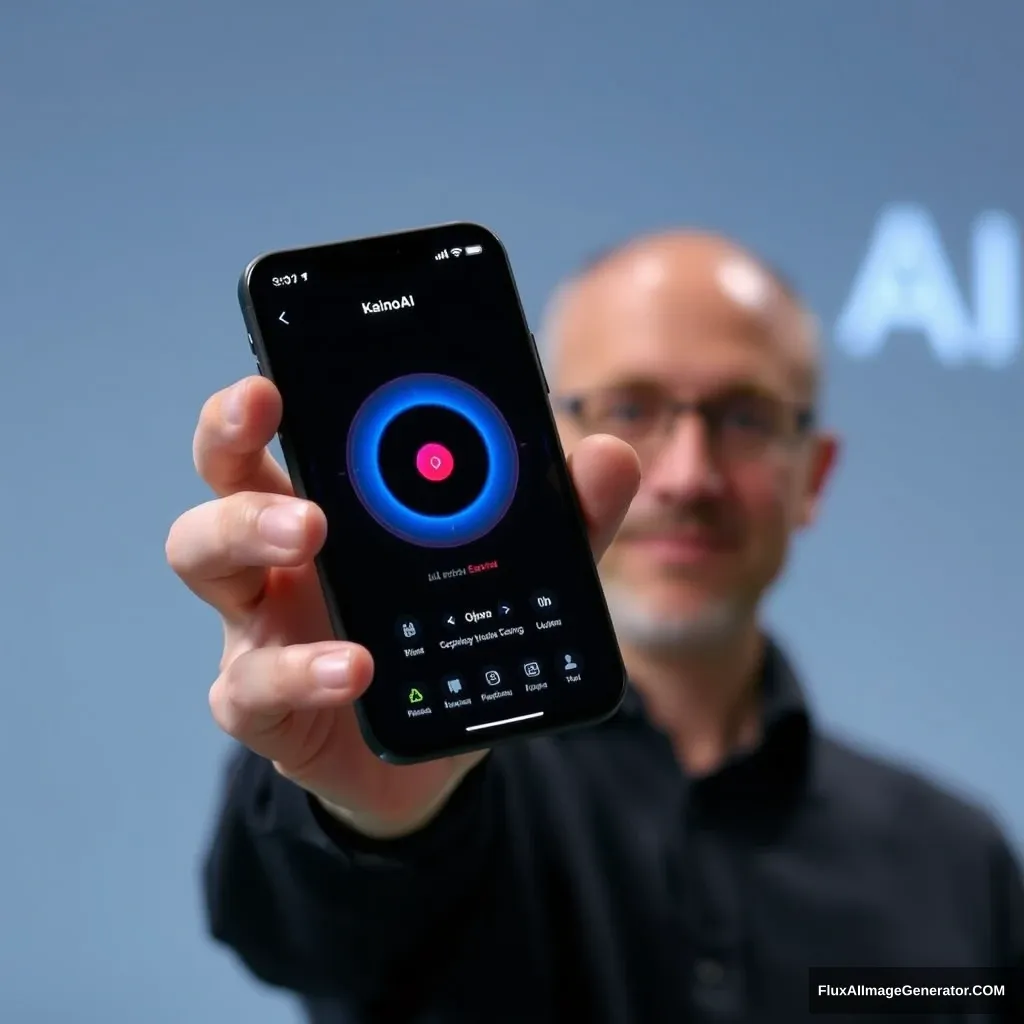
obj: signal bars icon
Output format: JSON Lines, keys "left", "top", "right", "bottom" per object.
{"left": 435, "top": 245, "right": 483, "bottom": 261}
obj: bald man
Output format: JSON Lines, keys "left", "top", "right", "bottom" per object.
{"left": 544, "top": 234, "right": 830, "bottom": 776}
{"left": 182, "top": 231, "right": 1023, "bottom": 1023}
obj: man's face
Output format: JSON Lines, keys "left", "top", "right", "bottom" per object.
{"left": 549, "top": 241, "right": 838, "bottom": 651}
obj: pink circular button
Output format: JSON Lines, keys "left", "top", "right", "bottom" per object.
{"left": 415, "top": 442, "right": 455, "bottom": 482}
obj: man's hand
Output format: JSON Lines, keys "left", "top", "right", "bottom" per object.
{"left": 166, "top": 375, "right": 640, "bottom": 837}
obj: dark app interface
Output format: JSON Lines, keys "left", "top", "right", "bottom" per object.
{"left": 245, "top": 227, "right": 624, "bottom": 758}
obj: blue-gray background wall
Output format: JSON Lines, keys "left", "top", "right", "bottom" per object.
{"left": 1, "top": 2, "right": 1019, "bottom": 1020}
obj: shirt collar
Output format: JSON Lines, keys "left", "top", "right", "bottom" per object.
{"left": 613, "top": 636, "right": 813, "bottom": 823}
{"left": 615, "top": 634, "right": 809, "bottom": 733}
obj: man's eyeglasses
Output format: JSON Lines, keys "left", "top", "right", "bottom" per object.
{"left": 553, "top": 385, "right": 816, "bottom": 463}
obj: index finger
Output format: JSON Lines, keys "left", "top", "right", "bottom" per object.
{"left": 194, "top": 376, "right": 294, "bottom": 497}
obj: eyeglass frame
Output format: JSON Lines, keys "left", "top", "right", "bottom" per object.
{"left": 551, "top": 385, "right": 818, "bottom": 463}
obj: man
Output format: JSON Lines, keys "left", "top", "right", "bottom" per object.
{"left": 170, "top": 230, "right": 1024, "bottom": 1022}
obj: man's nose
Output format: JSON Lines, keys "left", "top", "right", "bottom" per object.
{"left": 643, "top": 413, "right": 724, "bottom": 499}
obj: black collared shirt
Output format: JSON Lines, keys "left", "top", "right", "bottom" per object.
{"left": 204, "top": 640, "right": 1024, "bottom": 1022}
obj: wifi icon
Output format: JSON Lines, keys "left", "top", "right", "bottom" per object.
{"left": 450, "top": 247, "right": 463, "bottom": 257}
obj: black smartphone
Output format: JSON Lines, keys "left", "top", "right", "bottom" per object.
{"left": 238, "top": 223, "right": 627, "bottom": 763}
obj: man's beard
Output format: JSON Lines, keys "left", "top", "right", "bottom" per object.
{"left": 600, "top": 499, "right": 748, "bottom": 653}
{"left": 602, "top": 580, "right": 748, "bottom": 654}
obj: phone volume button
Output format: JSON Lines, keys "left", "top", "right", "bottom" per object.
{"left": 530, "top": 332, "right": 549, "bottom": 393}
{"left": 247, "top": 332, "right": 256, "bottom": 354}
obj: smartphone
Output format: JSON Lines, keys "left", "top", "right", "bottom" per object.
{"left": 238, "top": 223, "right": 627, "bottom": 763}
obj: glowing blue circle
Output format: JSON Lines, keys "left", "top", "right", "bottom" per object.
{"left": 346, "top": 373, "right": 519, "bottom": 548}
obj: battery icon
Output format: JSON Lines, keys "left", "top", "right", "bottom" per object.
{"left": 465, "top": 244, "right": 483, "bottom": 255}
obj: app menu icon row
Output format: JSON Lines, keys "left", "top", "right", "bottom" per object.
{"left": 404, "top": 651, "right": 583, "bottom": 712}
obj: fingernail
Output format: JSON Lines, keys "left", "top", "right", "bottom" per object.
{"left": 312, "top": 651, "right": 352, "bottom": 689}
{"left": 259, "top": 503, "right": 307, "bottom": 548}
{"left": 223, "top": 381, "right": 248, "bottom": 427}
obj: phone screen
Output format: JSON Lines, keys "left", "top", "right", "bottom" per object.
{"left": 242, "top": 223, "right": 626, "bottom": 761}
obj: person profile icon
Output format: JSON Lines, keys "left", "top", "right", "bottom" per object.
{"left": 563, "top": 654, "right": 577, "bottom": 671}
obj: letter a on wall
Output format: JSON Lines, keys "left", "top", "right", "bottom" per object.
{"left": 835, "top": 203, "right": 1020, "bottom": 368}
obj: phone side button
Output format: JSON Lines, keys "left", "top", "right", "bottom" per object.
{"left": 247, "top": 332, "right": 256, "bottom": 354}
{"left": 530, "top": 332, "right": 549, "bottom": 393}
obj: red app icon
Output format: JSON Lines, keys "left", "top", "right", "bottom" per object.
{"left": 415, "top": 442, "right": 455, "bottom": 482}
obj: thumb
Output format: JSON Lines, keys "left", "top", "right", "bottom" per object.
{"left": 566, "top": 433, "right": 641, "bottom": 561}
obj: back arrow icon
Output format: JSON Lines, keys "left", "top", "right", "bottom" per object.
{"left": 278, "top": 312, "right": 289, "bottom": 324}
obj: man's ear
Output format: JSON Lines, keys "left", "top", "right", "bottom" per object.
{"left": 798, "top": 432, "right": 840, "bottom": 528}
